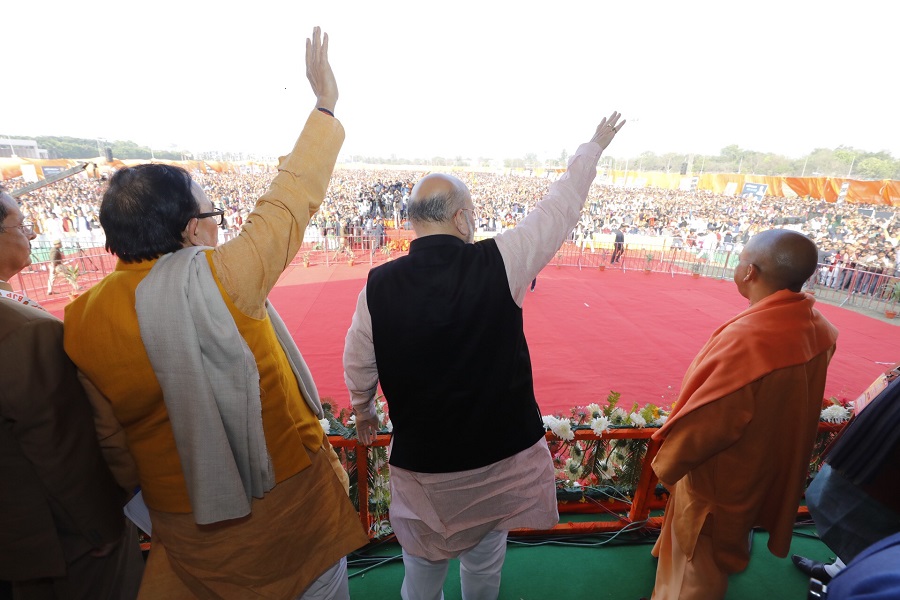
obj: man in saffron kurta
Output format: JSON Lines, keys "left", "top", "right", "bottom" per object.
{"left": 63, "top": 29, "right": 367, "bottom": 599}
{"left": 649, "top": 229, "right": 839, "bottom": 600}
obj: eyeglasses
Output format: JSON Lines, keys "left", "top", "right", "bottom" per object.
{"left": 196, "top": 209, "right": 225, "bottom": 226}
{"left": 0, "top": 221, "right": 34, "bottom": 234}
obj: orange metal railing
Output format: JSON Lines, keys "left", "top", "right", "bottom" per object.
{"left": 329, "top": 421, "right": 846, "bottom": 540}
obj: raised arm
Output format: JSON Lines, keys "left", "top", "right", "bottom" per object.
{"left": 590, "top": 111, "right": 625, "bottom": 151}
{"left": 212, "top": 27, "right": 345, "bottom": 317}
{"left": 306, "top": 26, "right": 338, "bottom": 113}
{"left": 495, "top": 111, "right": 625, "bottom": 305}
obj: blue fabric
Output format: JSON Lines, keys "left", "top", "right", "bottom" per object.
{"left": 827, "top": 531, "right": 900, "bottom": 599}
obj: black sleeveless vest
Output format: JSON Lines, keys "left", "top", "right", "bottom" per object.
{"left": 367, "top": 234, "right": 545, "bottom": 473}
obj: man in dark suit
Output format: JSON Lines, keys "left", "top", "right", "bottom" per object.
{"left": 611, "top": 224, "right": 626, "bottom": 263}
{"left": 0, "top": 186, "right": 142, "bottom": 599}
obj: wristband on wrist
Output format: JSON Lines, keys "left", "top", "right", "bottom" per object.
{"left": 317, "top": 107, "right": 334, "bottom": 117}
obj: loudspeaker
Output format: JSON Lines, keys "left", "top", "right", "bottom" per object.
{"left": 680, "top": 162, "right": 688, "bottom": 175}
{"left": 104, "top": 147, "right": 113, "bottom": 162}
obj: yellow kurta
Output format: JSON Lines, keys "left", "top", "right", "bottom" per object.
{"left": 63, "top": 110, "right": 368, "bottom": 598}
{"left": 65, "top": 254, "right": 323, "bottom": 512}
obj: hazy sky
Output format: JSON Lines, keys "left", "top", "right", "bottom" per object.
{"left": 4, "top": 0, "right": 897, "bottom": 162}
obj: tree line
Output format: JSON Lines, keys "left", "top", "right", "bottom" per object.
{"left": 7, "top": 134, "right": 899, "bottom": 180}
{"left": 10, "top": 135, "right": 185, "bottom": 161}
{"left": 348, "top": 145, "right": 899, "bottom": 180}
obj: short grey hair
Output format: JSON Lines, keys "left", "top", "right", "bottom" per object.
{"left": 0, "top": 185, "right": 11, "bottom": 223}
{"left": 408, "top": 187, "right": 467, "bottom": 224}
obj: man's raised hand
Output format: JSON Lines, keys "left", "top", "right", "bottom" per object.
{"left": 306, "top": 26, "right": 338, "bottom": 113}
{"left": 590, "top": 111, "right": 625, "bottom": 151}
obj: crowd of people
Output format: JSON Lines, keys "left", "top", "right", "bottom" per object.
{"left": 10, "top": 161, "right": 900, "bottom": 280}
{"left": 2, "top": 25, "right": 898, "bottom": 600}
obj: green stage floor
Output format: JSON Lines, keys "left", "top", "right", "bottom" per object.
{"left": 348, "top": 524, "right": 834, "bottom": 599}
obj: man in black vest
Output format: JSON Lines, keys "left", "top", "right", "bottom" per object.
{"left": 343, "top": 111, "right": 624, "bottom": 600}
{"left": 611, "top": 224, "right": 626, "bottom": 263}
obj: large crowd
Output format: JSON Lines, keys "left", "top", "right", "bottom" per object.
{"left": 9, "top": 166, "right": 900, "bottom": 277}
{"left": 4, "top": 29, "right": 898, "bottom": 600}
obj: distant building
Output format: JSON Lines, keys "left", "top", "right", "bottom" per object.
{"left": 0, "top": 138, "right": 50, "bottom": 159}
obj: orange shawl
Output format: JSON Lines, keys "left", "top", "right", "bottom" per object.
{"left": 653, "top": 289, "right": 838, "bottom": 440}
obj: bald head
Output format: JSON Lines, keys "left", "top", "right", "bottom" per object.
{"left": 408, "top": 174, "right": 470, "bottom": 224}
{"left": 407, "top": 174, "right": 475, "bottom": 242}
{"left": 741, "top": 229, "right": 819, "bottom": 294}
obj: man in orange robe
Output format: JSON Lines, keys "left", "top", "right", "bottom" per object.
{"left": 649, "top": 229, "right": 839, "bottom": 599}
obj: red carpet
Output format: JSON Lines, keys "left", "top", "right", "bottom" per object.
{"left": 269, "top": 263, "right": 898, "bottom": 416}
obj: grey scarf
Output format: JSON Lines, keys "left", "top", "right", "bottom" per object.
{"left": 136, "top": 246, "right": 322, "bottom": 524}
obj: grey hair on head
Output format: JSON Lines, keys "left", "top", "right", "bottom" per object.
{"left": 408, "top": 187, "right": 467, "bottom": 224}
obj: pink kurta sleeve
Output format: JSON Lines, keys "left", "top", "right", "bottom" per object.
{"left": 495, "top": 142, "right": 601, "bottom": 306}
{"left": 343, "top": 286, "right": 379, "bottom": 422}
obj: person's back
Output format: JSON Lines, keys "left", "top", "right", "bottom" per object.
{"left": 649, "top": 229, "right": 839, "bottom": 600}
{"left": 345, "top": 112, "right": 625, "bottom": 599}
{"left": 0, "top": 299, "right": 144, "bottom": 600}
{"left": 0, "top": 188, "right": 143, "bottom": 599}
{"left": 611, "top": 225, "right": 626, "bottom": 262}
{"left": 366, "top": 235, "right": 545, "bottom": 473}
{"left": 62, "top": 28, "right": 367, "bottom": 599}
